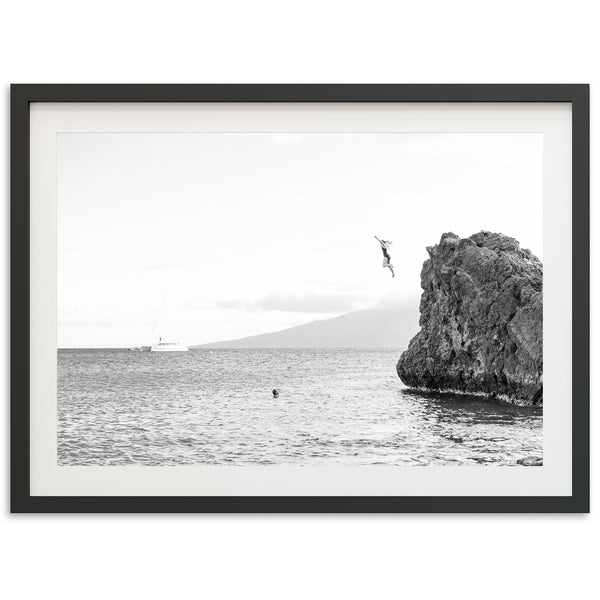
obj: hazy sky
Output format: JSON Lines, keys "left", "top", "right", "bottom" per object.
{"left": 58, "top": 132, "right": 543, "bottom": 348}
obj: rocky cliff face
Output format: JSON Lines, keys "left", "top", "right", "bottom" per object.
{"left": 397, "top": 232, "right": 542, "bottom": 406}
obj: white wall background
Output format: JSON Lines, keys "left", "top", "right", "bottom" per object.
{"left": 1, "top": 1, "right": 596, "bottom": 598}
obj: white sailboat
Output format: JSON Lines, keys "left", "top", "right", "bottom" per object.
{"left": 145, "top": 296, "right": 189, "bottom": 352}
{"left": 151, "top": 338, "right": 189, "bottom": 352}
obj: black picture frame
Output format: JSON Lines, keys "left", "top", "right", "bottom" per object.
{"left": 11, "top": 84, "right": 590, "bottom": 513}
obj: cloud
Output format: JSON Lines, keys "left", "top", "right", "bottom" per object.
{"left": 58, "top": 308, "right": 149, "bottom": 327}
{"left": 374, "top": 290, "right": 422, "bottom": 310}
{"left": 256, "top": 291, "right": 357, "bottom": 313}
{"left": 185, "top": 290, "right": 420, "bottom": 315}
{"left": 213, "top": 291, "right": 361, "bottom": 314}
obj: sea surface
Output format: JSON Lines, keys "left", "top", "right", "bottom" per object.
{"left": 58, "top": 348, "right": 542, "bottom": 466}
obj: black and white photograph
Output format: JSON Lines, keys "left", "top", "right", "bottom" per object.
{"left": 4, "top": 0, "right": 595, "bottom": 593}
{"left": 57, "top": 130, "right": 544, "bottom": 467}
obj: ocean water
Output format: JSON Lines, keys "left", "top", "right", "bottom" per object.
{"left": 58, "top": 348, "right": 542, "bottom": 466}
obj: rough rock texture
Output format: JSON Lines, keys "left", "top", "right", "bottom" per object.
{"left": 397, "top": 231, "right": 543, "bottom": 406}
{"left": 517, "top": 456, "right": 543, "bottom": 466}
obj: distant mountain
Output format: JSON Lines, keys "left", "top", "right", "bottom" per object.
{"left": 193, "top": 307, "right": 419, "bottom": 349}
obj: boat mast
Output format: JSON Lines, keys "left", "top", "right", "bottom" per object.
{"left": 146, "top": 300, "right": 161, "bottom": 347}
{"left": 158, "top": 294, "right": 165, "bottom": 342}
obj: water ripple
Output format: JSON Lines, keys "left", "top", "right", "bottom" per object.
{"left": 58, "top": 348, "right": 542, "bottom": 466}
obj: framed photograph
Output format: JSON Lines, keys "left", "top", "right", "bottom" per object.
{"left": 11, "top": 84, "right": 589, "bottom": 513}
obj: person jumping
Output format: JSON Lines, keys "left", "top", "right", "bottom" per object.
{"left": 374, "top": 236, "right": 395, "bottom": 278}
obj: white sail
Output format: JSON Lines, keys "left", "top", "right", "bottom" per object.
{"left": 147, "top": 296, "right": 188, "bottom": 352}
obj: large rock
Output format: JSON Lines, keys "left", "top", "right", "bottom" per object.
{"left": 397, "top": 231, "right": 542, "bottom": 406}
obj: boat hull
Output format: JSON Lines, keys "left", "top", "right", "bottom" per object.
{"left": 150, "top": 344, "right": 189, "bottom": 352}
